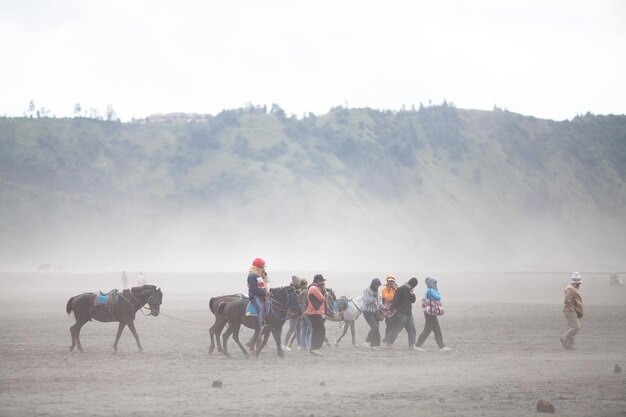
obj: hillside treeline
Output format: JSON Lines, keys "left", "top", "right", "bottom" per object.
{"left": 1, "top": 105, "right": 624, "bottom": 271}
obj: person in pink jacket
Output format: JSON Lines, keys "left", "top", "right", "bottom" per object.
{"left": 306, "top": 274, "right": 327, "bottom": 356}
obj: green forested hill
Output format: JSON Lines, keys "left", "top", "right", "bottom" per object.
{"left": 1, "top": 105, "right": 625, "bottom": 272}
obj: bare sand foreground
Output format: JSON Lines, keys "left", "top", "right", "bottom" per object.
{"left": 1, "top": 271, "right": 625, "bottom": 417}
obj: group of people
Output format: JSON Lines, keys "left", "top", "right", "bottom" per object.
{"left": 121, "top": 271, "right": 147, "bottom": 290}
{"left": 246, "top": 258, "right": 587, "bottom": 355}
{"left": 245, "top": 258, "right": 452, "bottom": 355}
{"left": 361, "top": 275, "right": 452, "bottom": 351}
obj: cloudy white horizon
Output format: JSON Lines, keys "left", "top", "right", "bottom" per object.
{"left": 1, "top": 0, "right": 625, "bottom": 121}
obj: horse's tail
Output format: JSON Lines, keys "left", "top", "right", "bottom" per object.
{"left": 216, "top": 300, "right": 228, "bottom": 315}
{"left": 209, "top": 297, "right": 217, "bottom": 314}
{"left": 66, "top": 297, "right": 74, "bottom": 315}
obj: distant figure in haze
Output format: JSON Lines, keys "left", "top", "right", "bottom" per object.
{"left": 560, "top": 272, "right": 584, "bottom": 350}
{"left": 362, "top": 278, "right": 383, "bottom": 348}
{"left": 306, "top": 274, "right": 327, "bottom": 356}
{"left": 247, "top": 258, "right": 268, "bottom": 329}
{"left": 415, "top": 277, "right": 452, "bottom": 352}
{"left": 137, "top": 272, "right": 147, "bottom": 286}
{"left": 381, "top": 274, "right": 399, "bottom": 344}
{"left": 385, "top": 277, "right": 418, "bottom": 349}
{"left": 121, "top": 271, "right": 129, "bottom": 289}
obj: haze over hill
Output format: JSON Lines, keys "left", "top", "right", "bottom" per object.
{"left": 1, "top": 105, "right": 624, "bottom": 272}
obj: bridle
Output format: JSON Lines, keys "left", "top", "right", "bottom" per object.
{"left": 268, "top": 287, "right": 301, "bottom": 321}
{"left": 120, "top": 287, "right": 161, "bottom": 315}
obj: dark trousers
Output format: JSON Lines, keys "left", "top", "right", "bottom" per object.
{"left": 383, "top": 316, "right": 393, "bottom": 343}
{"left": 386, "top": 312, "right": 416, "bottom": 346}
{"left": 308, "top": 314, "right": 325, "bottom": 350}
{"left": 363, "top": 311, "right": 381, "bottom": 346}
{"left": 416, "top": 314, "right": 445, "bottom": 348}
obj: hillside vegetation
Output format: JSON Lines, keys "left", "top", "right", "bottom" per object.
{"left": 1, "top": 105, "right": 625, "bottom": 272}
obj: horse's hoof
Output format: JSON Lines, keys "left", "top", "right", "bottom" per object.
{"left": 208, "top": 347, "right": 215, "bottom": 355}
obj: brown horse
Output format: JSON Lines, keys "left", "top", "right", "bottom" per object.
{"left": 219, "top": 286, "right": 302, "bottom": 358}
{"left": 66, "top": 285, "right": 163, "bottom": 352}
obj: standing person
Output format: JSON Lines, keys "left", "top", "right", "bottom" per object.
{"left": 121, "top": 271, "right": 129, "bottom": 290}
{"left": 561, "top": 272, "right": 584, "bottom": 350}
{"left": 137, "top": 272, "right": 147, "bottom": 286}
{"left": 247, "top": 258, "right": 268, "bottom": 330}
{"left": 381, "top": 274, "right": 398, "bottom": 344}
{"left": 297, "top": 278, "right": 312, "bottom": 350}
{"left": 362, "top": 278, "right": 383, "bottom": 348}
{"left": 415, "top": 277, "right": 452, "bottom": 351}
{"left": 385, "top": 277, "right": 418, "bottom": 349}
{"left": 306, "top": 274, "right": 327, "bottom": 356}
{"left": 283, "top": 275, "right": 301, "bottom": 351}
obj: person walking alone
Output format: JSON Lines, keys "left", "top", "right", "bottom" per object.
{"left": 307, "top": 274, "right": 327, "bottom": 356}
{"left": 362, "top": 278, "right": 383, "bottom": 348}
{"left": 561, "top": 272, "right": 584, "bottom": 350}
{"left": 385, "top": 277, "right": 418, "bottom": 349}
{"left": 415, "top": 277, "right": 452, "bottom": 352}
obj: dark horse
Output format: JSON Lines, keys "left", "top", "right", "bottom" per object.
{"left": 66, "top": 285, "right": 163, "bottom": 352}
{"left": 208, "top": 294, "right": 252, "bottom": 355}
{"left": 217, "top": 286, "right": 301, "bottom": 358}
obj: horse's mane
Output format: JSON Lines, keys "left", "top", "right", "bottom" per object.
{"left": 128, "top": 284, "right": 157, "bottom": 293}
{"left": 269, "top": 286, "right": 291, "bottom": 294}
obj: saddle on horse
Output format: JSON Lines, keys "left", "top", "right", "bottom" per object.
{"left": 94, "top": 289, "right": 120, "bottom": 306}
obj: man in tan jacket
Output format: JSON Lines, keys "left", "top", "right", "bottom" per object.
{"left": 560, "top": 272, "right": 583, "bottom": 350}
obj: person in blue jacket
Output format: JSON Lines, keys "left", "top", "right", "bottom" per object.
{"left": 415, "top": 277, "right": 452, "bottom": 351}
{"left": 247, "top": 258, "right": 268, "bottom": 329}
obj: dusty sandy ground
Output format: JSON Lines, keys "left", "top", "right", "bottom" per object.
{"left": 1, "top": 271, "right": 625, "bottom": 416}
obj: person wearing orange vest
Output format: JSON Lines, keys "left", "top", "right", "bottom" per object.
{"left": 306, "top": 274, "right": 327, "bottom": 356}
{"left": 381, "top": 274, "right": 398, "bottom": 344}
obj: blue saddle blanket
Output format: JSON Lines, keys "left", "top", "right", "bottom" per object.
{"left": 334, "top": 297, "right": 349, "bottom": 312}
{"left": 95, "top": 290, "right": 120, "bottom": 305}
{"left": 245, "top": 302, "right": 257, "bottom": 316}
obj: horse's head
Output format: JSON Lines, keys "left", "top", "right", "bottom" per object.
{"left": 146, "top": 286, "right": 163, "bottom": 316}
{"left": 271, "top": 286, "right": 302, "bottom": 316}
{"left": 324, "top": 287, "right": 337, "bottom": 318}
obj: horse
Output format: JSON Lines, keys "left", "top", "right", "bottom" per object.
{"left": 325, "top": 295, "right": 363, "bottom": 346}
{"left": 66, "top": 285, "right": 163, "bottom": 352}
{"left": 208, "top": 294, "right": 258, "bottom": 355}
{"left": 219, "top": 286, "right": 302, "bottom": 358}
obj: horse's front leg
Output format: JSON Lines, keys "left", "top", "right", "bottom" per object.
{"left": 336, "top": 322, "right": 350, "bottom": 346}
{"left": 271, "top": 326, "right": 285, "bottom": 358}
{"left": 113, "top": 322, "right": 126, "bottom": 352}
{"left": 350, "top": 321, "right": 356, "bottom": 345}
{"left": 126, "top": 321, "right": 143, "bottom": 352}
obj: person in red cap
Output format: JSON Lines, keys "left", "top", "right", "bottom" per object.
{"left": 247, "top": 258, "right": 268, "bottom": 329}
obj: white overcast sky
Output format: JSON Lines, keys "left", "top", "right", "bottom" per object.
{"left": 1, "top": 0, "right": 624, "bottom": 121}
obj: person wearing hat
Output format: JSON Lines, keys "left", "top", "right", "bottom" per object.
{"left": 381, "top": 274, "right": 399, "bottom": 344}
{"left": 362, "top": 278, "right": 383, "bottom": 348}
{"left": 296, "top": 277, "right": 312, "bottom": 350}
{"left": 306, "top": 274, "right": 327, "bottom": 356}
{"left": 561, "top": 272, "right": 584, "bottom": 350}
{"left": 282, "top": 275, "right": 303, "bottom": 351}
{"left": 247, "top": 258, "right": 268, "bottom": 330}
{"left": 385, "top": 277, "right": 418, "bottom": 349}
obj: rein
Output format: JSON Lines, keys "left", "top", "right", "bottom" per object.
{"left": 119, "top": 288, "right": 158, "bottom": 316}
{"left": 268, "top": 288, "right": 301, "bottom": 321}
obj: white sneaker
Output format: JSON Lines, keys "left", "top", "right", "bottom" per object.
{"left": 363, "top": 342, "right": 371, "bottom": 348}
{"left": 310, "top": 349, "right": 323, "bottom": 356}
{"left": 439, "top": 346, "right": 452, "bottom": 352}
{"left": 282, "top": 345, "right": 292, "bottom": 351}
{"left": 414, "top": 346, "right": 426, "bottom": 351}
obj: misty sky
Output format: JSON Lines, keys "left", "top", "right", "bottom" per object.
{"left": 1, "top": 0, "right": 625, "bottom": 121}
